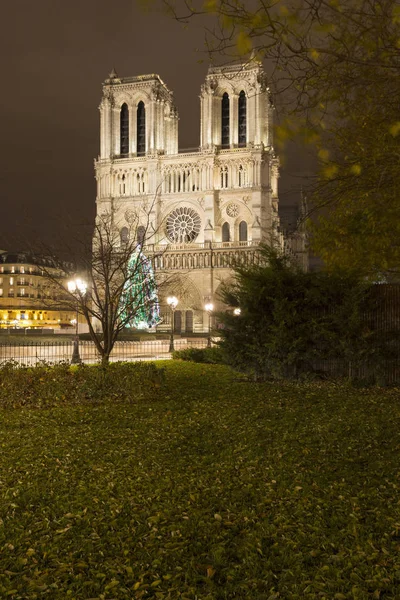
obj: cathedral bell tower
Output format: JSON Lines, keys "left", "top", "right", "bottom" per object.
{"left": 99, "top": 69, "right": 178, "bottom": 160}
{"left": 199, "top": 59, "right": 274, "bottom": 151}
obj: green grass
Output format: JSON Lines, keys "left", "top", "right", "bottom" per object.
{"left": 1, "top": 362, "right": 400, "bottom": 599}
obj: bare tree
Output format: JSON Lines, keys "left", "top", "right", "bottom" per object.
{"left": 35, "top": 197, "right": 172, "bottom": 365}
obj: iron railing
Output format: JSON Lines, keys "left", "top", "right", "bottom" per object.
{"left": 0, "top": 338, "right": 208, "bottom": 367}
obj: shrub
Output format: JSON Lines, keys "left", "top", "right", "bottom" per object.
{"left": 217, "top": 245, "right": 378, "bottom": 382}
{"left": 172, "top": 346, "right": 225, "bottom": 364}
{"left": 0, "top": 360, "right": 165, "bottom": 408}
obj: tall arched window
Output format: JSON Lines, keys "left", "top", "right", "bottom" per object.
{"left": 120, "top": 103, "right": 129, "bottom": 155}
{"left": 120, "top": 227, "right": 129, "bottom": 246}
{"left": 239, "top": 220, "right": 248, "bottom": 242}
{"left": 137, "top": 101, "right": 146, "bottom": 156}
{"left": 137, "top": 225, "right": 145, "bottom": 246}
{"left": 238, "top": 91, "right": 246, "bottom": 147}
{"left": 221, "top": 93, "right": 230, "bottom": 148}
{"left": 222, "top": 222, "right": 230, "bottom": 242}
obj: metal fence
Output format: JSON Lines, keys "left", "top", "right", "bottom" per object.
{"left": 0, "top": 338, "right": 208, "bottom": 367}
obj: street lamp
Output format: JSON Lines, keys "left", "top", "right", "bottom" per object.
{"left": 233, "top": 308, "right": 241, "bottom": 316}
{"left": 205, "top": 302, "right": 214, "bottom": 348}
{"left": 67, "top": 278, "right": 87, "bottom": 364}
{"left": 167, "top": 296, "right": 178, "bottom": 352}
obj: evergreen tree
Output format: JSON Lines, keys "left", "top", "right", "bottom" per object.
{"left": 120, "top": 249, "right": 161, "bottom": 329}
{"left": 217, "top": 246, "right": 373, "bottom": 381}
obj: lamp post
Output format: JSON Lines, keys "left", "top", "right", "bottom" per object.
{"left": 167, "top": 296, "right": 178, "bottom": 353}
{"left": 67, "top": 278, "right": 87, "bottom": 365}
{"left": 205, "top": 302, "right": 214, "bottom": 348}
{"left": 233, "top": 308, "right": 241, "bottom": 316}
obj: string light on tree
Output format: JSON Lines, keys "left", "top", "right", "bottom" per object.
{"left": 120, "top": 250, "right": 161, "bottom": 329}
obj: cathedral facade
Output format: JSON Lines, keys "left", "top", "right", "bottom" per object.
{"left": 95, "top": 61, "right": 305, "bottom": 333}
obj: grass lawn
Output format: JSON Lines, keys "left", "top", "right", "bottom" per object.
{"left": 1, "top": 362, "right": 400, "bottom": 599}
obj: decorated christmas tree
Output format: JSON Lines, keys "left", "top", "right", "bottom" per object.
{"left": 120, "top": 249, "right": 161, "bottom": 330}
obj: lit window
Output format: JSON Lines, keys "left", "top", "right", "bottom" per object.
{"left": 20, "top": 266, "right": 25, "bottom": 274}
{"left": 11, "top": 266, "right": 15, "bottom": 273}
{"left": 0, "top": 288, "right": 3, "bottom": 297}
{"left": 0, "top": 267, "right": 3, "bottom": 273}
{"left": 137, "top": 101, "right": 146, "bottom": 156}
{"left": 120, "top": 103, "right": 129, "bottom": 155}
{"left": 221, "top": 93, "right": 230, "bottom": 148}
{"left": 238, "top": 91, "right": 246, "bottom": 147}
{"left": 9, "top": 277, "right": 14, "bottom": 285}
{"left": 9, "top": 288, "right": 14, "bottom": 297}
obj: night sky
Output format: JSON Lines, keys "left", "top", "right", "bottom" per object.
{"left": 0, "top": 0, "right": 311, "bottom": 251}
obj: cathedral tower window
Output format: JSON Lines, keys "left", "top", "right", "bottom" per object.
{"left": 221, "top": 93, "right": 230, "bottom": 148}
{"left": 120, "top": 103, "right": 129, "bottom": 156}
{"left": 137, "top": 101, "right": 146, "bottom": 156}
{"left": 239, "top": 220, "right": 248, "bottom": 242}
{"left": 222, "top": 222, "right": 230, "bottom": 242}
{"left": 238, "top": 91, "right": 246, "bottom": 147}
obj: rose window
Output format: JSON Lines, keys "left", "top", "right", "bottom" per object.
{"left": 166, "top": 207, "right": 201, "bottom": 243}
{"left": 226, "top": 202, "right": 239, "bottom": 218}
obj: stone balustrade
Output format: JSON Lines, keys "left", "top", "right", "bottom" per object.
{"left": 146, "top": 241, "right": 261, "bottom": 271}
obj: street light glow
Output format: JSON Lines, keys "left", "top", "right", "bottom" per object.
{"left": 167, "top": 296, "right": 178, "bottom": 310}
{"left": 67, "top": 277, "right": 87, "bottom": 365}
{"left": 68, "top": 278, "right": 87, "bottom": 295}
{"left": 205, "top": 302, "right": 213, "bottom": 313}
{"left": 167, "top": 296, "right": 179, "bottom": 353}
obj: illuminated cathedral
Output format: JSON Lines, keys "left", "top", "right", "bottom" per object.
{"left": 95, "top": 59, "right": 306, "bottom": 333}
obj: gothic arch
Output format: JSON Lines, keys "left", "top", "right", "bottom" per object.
{"left": 232, "top": 83, "right": 252, "bottom": 96}
{"left": 162, "top": 275, "right": 203, "bottom": 310}
{"left": 214, "top": 275, "right": 235, "bottom": 311}
{"left": 115, "top": 92, "right": 132, "bottom": 108}
{"left": 160, "top": 199, "right": 205, "bottom": 225}
{"left": 219, "top": 200, "right": 252, "bottom": 224}
{"left": 131, "top": 91, "right": 151, "bottom": 105}
{"left": 216, "top": 81, "right": 235, "bottom": 97}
